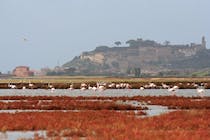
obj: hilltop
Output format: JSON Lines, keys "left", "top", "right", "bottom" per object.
{"left": 61, "top": 37, "right": 210, "bottom": 77}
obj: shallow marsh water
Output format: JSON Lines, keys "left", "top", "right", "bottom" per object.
{"left": 0, "top": 89, "right": 209, "bottom": 97}
{"left": 0, "top": 88, "right": 208, "bottom": 139}
{"left": 0, "top": 131, "right": 46, "bottom": 140}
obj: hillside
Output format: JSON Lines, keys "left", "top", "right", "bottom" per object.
{"left": 62, "top": 37, "right": 209, "bottom": 77}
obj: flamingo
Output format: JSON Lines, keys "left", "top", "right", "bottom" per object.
{"left": 92, "top": 86, "right": 97, "bottom": 91}
{"left": 192, "top": 83, "right": 198, "bottom": 88}
{"left": 140, "top": 87, "right": 144, "bottom": 90}
{"left": 88, "top": 85, "right": 97, "bottom": 91}
{"left": 108, "top": 83, "right": 116, "bottom": 89}
{"left": 48, "top": 83, "right": 55, "bottom": 92}
{"left": 80, "top": 83, "right": 87, "bottom": 90}
{"left": 8, "top": 83, "right": 16, "bottom": 89}
{"left": 125, "top": 83, "right": 132, "bottom": 89}
{"left": 51, "top": 87, "right": 55, "bottom": 92}
{"left": 168, "top": 87, "right": 176, "bottom": 92}
{"left": 98, "top": 85, "right": 106, "bottom": 91}
{"left": 81, "top": 83, "right": 87, "bottom": 87}
{"left": 96, "top": 82, "right": 107, "bottom": 91}
{"left": 80, "top": 87, "right": 86, "bottom": 91}
{"left": 69, "top": 84, "right": 74, "bottom": 90}
{"left": 197, "top": 87, "right": 205, "bottom": 97}
{"left": 88, "top": 84, "right": 93, "bottom": 90}
{"left": 168, "top": 85, "right": 179, "bottom": 95}
{"left": 29, "top": 82, "right": 34, "bottom": 89}
{"left": 116, "top": 84, "right": 120, "bottom": 89}
{"left": 148, "top": 83, "right": 156, "bottom": 88}
{"left": 161, "top": 83, "right": 169, "bottom": 89}
{"left": 48, "top": 83, "right": 53, "bottom": 89}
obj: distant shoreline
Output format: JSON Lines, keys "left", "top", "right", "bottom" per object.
{"left": 0, "top": 77, "right": 210, "bottom": 89}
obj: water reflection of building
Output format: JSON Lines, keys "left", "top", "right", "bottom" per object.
{"left": 13, "top": 66, "right": 34, "bottom": 77}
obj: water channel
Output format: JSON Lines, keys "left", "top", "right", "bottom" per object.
{"left": 0, "top": 89, "right": 209, "bottom": 97}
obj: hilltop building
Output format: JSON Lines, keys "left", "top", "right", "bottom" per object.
{"left": 13, "top": 66, "right": 34, "bottom": 77}
{"left": 202, "top": 36, "right": 206, "bottom": 49}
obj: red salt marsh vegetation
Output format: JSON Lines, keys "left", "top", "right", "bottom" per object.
{"left": 0, "top": 98, "right": 145, "bottom": 111}
{"left": 0, "top": 110, "right": 209, "bottom": 140}
{"left": 0, "top": 95, "right": 209, "bottom": 110}
{"left": 0, "top": 95, "right": 209, "bottom": 139}
{"left": 0, "top": 91, "right": 210, "bottom": 140}
{"left": 126, "top": 96, "right": 210, "bottom": 109}
{"left": 0, "top": 96, "right": 209, "bottom": 112}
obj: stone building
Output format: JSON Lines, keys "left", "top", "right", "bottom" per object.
{"left": 13, "top": 66, "right": 34, "bottom": 77}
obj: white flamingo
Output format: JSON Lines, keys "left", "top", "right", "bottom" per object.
{"left": 48, "top": 83, "right": 53, "bottom": 89}
{"left": 81, "top": 83, "right": 87, "bottom": 87}
{"left": 192, "top": 83, "right": 198, "bottom": 88}
{"left": 96, "top": 82, "right": 107, "bottom": 91}
{"left": 80, "top": 83, "right": 87, "bottom": 90}
{"left": 98, "top": 85, "right": 106, "bottom": 91}
{"left": 140, "top": 87, "right": 144, "bottom": 90}
{"left": 161, "top": 83, "right": 169, "bottom": 89}
{"left": 125, "top": 83, "right": 132, "bottom": 89}
{"left": 48, "top": 83, "right": 55, "bottom": 92}
{"left": 29, "top": 82, "right": 34, "bottom": 89}
{"left": 88, "top": 85, "right": 97, "bottom": 91}
{"left": 8, "top": 83, "right": 16, "bottom": 89}
{"left": 80, "top": 87, "right": 86, "bottom": 91}
{"left": 116, "top": 84, "right": 120, "bottom": 89}
{"left": 108, "top": 83, "right": 116, "bottom": 89}
{"left": 92, "top": 86, "right": 97, "bottom": 91}
{"left": 69, "top": 84, "right": 74, "bottom": 90}
{"left": 168, "top": 85, "right": 179, "bottom": 95}
{"left": 197, "top": 87, "right": 205, "bottom": 97}
{"left": 50, "top": 87, "right": 55, "bottom": 92}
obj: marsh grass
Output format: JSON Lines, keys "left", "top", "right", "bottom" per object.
{"left": 1, "top": 76, "right": 210, "bottom": 84}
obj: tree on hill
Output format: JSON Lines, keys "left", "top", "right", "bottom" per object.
{"left": 164, "top": 40, "right": 170, "bottom": 46}
{"left": 114, "top": 41, "right": 121, "bottom": 46}
{"left": 126, "top": 67, "right": 141, "bottom": 77}
{"left": 95, "top": 46, "right": 109, "bottom": 52}
{"left": 126, "top": 40, "right": 138, "bottom": 47}
{"left": 134, "top": 67, "right": 141, "bottom": 77}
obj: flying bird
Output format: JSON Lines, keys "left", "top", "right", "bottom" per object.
{"left": 23, "top": 38, "right": 28, "bottom": 42}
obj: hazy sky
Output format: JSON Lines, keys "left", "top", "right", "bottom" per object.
{"left": 0, "top": 0, "right": 210, "bottom": 73}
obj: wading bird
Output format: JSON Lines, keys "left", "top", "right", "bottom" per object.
{"left": 196, "top": 87, "right": 205, "bottom": 97}
{"left": 140, "top": 87, "right": 144, "bottom": 90}
{"left": 69, "top": 84, "right": 74, "bottom": 90}
{"left": 8, "top": 83, "right": 16, "bottom": 89}
{"left": 48, "top": 83, "right": 55, "bottom": 92}
{"left": 168, "top": 85, "right": 179, "bottom": 95}
{"left": 29, "top": 82, "right": 34, "bottom": 89}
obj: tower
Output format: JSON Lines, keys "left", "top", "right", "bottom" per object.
{"left": 202, "top": 36, "right": 206, "bottom": 49}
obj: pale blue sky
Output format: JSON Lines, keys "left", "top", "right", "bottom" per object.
{"left": 0, "top": 0, "right": 209, "bottom": 73}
